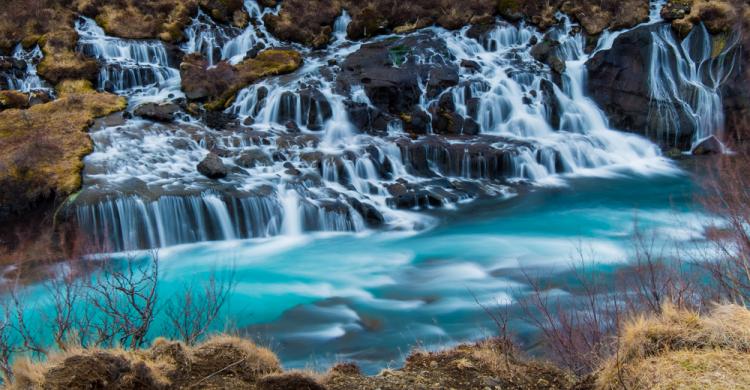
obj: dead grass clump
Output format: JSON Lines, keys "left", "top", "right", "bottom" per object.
{"left": 257, "top": 372, "right": 327, "bottom": 390}
{"left": 324, "top": 338, "right": 575, "bottom": 390}
{"left": 0, "top": 91, "right": 30, "bottom": 111}
{"left": 148, "top": 338, "right": 192, "bottom": 384}
{"left": 188, "top": 335, "right": 281, "bottom": 386}
{"left": 666, "top": 0, "right": 746, "bottom": 36}
{"left": 10, "top": 349, "right": 169, "bottom": 390}
{"left": 620, "top": 349, "right": 750, "bottom": 390}
{"left": 182, "top": 49, "right": 302, "bottom": 110}
{"left": 597, "top": 304, "right": 750, "bottom": 389}
{"left": 8, "top": 335, "right": 284, "bottom": 389}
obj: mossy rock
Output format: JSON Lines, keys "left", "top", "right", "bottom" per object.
{"left": 0, "top": 83, "right": 126, "bottom": 215}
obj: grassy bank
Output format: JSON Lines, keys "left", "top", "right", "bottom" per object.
{"left": 5, "top": 304, "right": 749, "bottom": 389}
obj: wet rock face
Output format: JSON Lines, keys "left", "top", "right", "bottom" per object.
{"left": 197, "top": 153, "right": 228, "bottom": 179}
{"left": 337, "top": 33, "right": 457, "bottom": 132}
{"left": 586, "top": 26, "right": 652, "bottom": 134}
{"left": 338, "top": 34, "right": 444, "bottom": 114}
{"left": 274, "top": 88, "right": 334, "bottom": 131}
{"left": 692, "top": 135, "right": 723, "bottom": 155}
{"left": 586, "top": 24, "right": 693, "bottom": 150}
{"left": 531, "top": 36, "right": 566, "bottom": 74}
{"left": 133, "top": 102, "right": 180, "bottom": 122}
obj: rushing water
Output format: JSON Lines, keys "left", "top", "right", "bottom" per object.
{"left": 0, "top": 0, "right": 736, "bottom": 373}
{"left": 175, "top": 170, "right": 702, "bottom": 372}
{"left": 63, "top": 0, "right": 725, "bottom": 252}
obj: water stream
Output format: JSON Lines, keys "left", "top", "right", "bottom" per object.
{"left": 0, "top": 0, "right": 734, "bottom": 373}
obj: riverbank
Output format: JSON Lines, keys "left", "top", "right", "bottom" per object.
{"left": 8, "top": 303, "right": 750, "bottom": 389}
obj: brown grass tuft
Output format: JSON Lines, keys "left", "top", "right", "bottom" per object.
{"left": 597, "top": 304, "right": 750, "bottom": 389}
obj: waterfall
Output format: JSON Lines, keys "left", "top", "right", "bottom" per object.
{"left": 0, "top": 45, "right": 48, "bottom": 92}
{"left": 647, "top": 24, "right": 738, "bottom": 149}
{"left": 438, "top": 18, "right": 665, "bottom": 181}
{"left": 75, "top": 17, "right": 182, "bottom": 104}
{"left": 68, "top": 2, "right": 690, "bottom": 251}
{"left": 182, "top": 10, "right": 237, "bottom": 66}
{"left": 333, "top": 11, "right": 352, "bottom": 43}
{"left": 182, "top": 0, "right": 281, "bottom": 65}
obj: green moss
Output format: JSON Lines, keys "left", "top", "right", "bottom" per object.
{"left": 388, "top": 45, "right": 409, "bottom": 67}
{"left": 711, "top": 33, "right": 728, "bottom": 58}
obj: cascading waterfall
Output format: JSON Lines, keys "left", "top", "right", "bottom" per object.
{"left": 75, "top": 17, "right": 182, "bottom": 103}
{"left": 70, "top": 0, "right": 695, "bottom": 251}
{"left": 647, "top": 24, "right": 738, "bottom": 149}
{"left": 0, "top": 45, "right": 48, "bottom": 92}
{"left": 437, "top": 18, "right": 666, "bottom": 181}
{"left": 182, "top": 1, "right": 280, "bottom": 66}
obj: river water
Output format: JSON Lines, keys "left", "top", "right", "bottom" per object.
{"left": 152, "top": 164, "right": 703, "bottom": 372}
{"left": 0, "top": 0, "right": 728, "bottom": 373}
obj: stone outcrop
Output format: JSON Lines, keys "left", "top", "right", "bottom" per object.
{"left": 197, "top": 152, "right": 228, "bottom": 179}
{"left": 261, "top": 0, "right": 653, "bottom": 49}
{"left": 0, "top": 80, "right": 126, "bottom": 220}
{"left": 181, "top": 49, "right": 303, "bottom": 110}
{"left": 134, "top": 102, "right": 180, "bottom": 122}
{"left": 586, "top": 25, "right": 672, "bottom": 144}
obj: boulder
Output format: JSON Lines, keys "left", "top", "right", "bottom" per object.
{"left": 133, "top": 102, "right": 180, "bottom": 122}
{"left": 0, "top": 90, "right": 30, "bottom": 111}
{"left": 401, "top": 106, "right": 431, "bottom": 135}
{"left": 531, "top": 36, "right": 566, "bottom": 74}
{"left": 197, "top": 153, "right": 228, "bottom": 179}
{"left": 460, "top": 59, "right": 482, "bottom": 72}
{"left": 426, "top": 67, "right": 459, "bottom": 98}
{"left": 692, "top": 135, "right": 724, "bottom": 155}
{"left": 236, "top": 149, "right": 272, "bottom": 168}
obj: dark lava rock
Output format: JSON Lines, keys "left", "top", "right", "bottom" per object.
{"left": 460, "top": 59, "right": 482, "bottom": 72}
{"left": 236, "top": 149, "right": 272, "bottom": 168}
{"left": 401, "top": 106, "right": 431, "bottom": 135}
{"left": 197, "top": 153, "right": 228, "bottom": 179}
{"left": 349, "top": 198, "right": 385, "bottom": 227}
{"left": 586, "top": 23, "right": 693, "bottom": 149}
{"left": 531, "top": 36, "right": 565, "bottom": 74}
{"left": 275, "top": 88, "right": 333, "bottom": 130}
{"left": 692, "top": 135, "right": 723, "bottom": 155}
{"left": 285, "top": 121, "right": 301, "bottom": 133}
{"left": 426, "top": 67, "right": 459, "bottom": 98}
{"left": 337, "top": 33, "right": 456, "bottom": 116}
{"left": 134, "top": 102, "right": 180, "bottom": 122}
{"left": 540, "top": 79, "right": 561, "bottom": 129}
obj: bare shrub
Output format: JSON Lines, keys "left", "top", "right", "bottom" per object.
{"left": 163, "top": 267, "right": 236, "bottom": 346}
{"left": 517, "top": 252, "right": 624, "bottom": 375}
{"left": 85, "top": 252, "right": 159, "bottom": 349}
{"left": 699, "top": 147, "right": 750, "bottom": 304}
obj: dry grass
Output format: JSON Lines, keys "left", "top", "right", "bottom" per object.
{"left": 181, "top": 49, "right": 303, "bottom": 110}
{"left": 75, "top": 0, "right": 248, "bottom": 43}
{"left": 669, "top": 0, "right": 746, "bottom": 35}
{"left": 624, "top": 349, "right": 750, "bottom": 389}
{"left": 597, "top": 304, "right": 750, "bottom": 389}
{"left": 9, "top": 335, "right": 282, "bottom": 389}
{"left": 0, "top": 80, "right": 126, "bottom": 216}
{"left": 263, "top": 0, "right": 654, "bottom": 46}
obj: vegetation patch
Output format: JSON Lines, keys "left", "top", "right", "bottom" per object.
{"left": 597, "top": 304, "right": 750, "bottom": 389}
{"left": 181, "top": 49, "right": 303, "bottom": 111}
{"left": 0, "top": 80, "right": 126, "bottom": 218}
